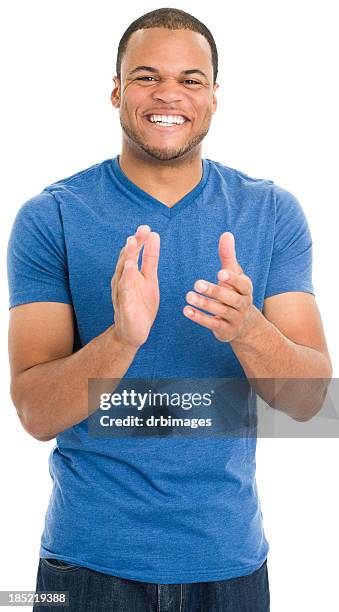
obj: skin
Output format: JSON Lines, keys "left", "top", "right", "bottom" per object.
{"left": 8, "top": 27, "right": 333, "bottom": 441}
{"left": 111, "top": 27, "right": 218, "bottom": 206}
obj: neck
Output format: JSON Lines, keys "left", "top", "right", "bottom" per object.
{"left": 118, "top": 141, "right": 203, "bottom": 208}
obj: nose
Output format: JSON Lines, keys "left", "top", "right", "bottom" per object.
{"left": 151, "top": 77, "right": 183, "bottom": 104}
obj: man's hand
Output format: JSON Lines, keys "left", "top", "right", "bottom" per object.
{"left": 111, "top": 225, "right": 160, "bottom": 350}
{"left": 183, "top": 232, "right": 255, "bottom": 342}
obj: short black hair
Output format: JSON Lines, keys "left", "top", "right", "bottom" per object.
{"left": 116, "top": 7, "right": 218, "bottom": 85}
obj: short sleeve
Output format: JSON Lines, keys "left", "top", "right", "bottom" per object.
{"left": 7, "top": 190, "right": 73, "bottom": 309}
{"left": 264, "top": 186, "right": 315, "bottom": 298}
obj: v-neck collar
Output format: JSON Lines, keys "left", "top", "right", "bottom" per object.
{"left": 110, "top": 155, "right": 210, "bottom": 218}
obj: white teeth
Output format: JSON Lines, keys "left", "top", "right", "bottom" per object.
{"left": 148, "top": 114, "right": 186, "bottom": 125}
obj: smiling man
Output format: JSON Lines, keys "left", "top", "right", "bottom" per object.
{"left": 7, "top": 7, "right": 332, "bottom": 612}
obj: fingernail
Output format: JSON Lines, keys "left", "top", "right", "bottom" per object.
{"left": 219, "top": 270, "right": 229, "bottom": 281}
{"left": 196, "top": 281, "right": 207, "bottom": 292}
{"left": 188, "top": 292, "right": 198, "bottom": 304}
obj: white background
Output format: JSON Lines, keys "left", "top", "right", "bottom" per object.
{"left": 1, "top": 1, "right": 338, "bottom": 610}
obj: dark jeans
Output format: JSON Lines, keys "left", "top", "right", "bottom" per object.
{"left": 33, "top": 557, "right": 270, "bottom": 611}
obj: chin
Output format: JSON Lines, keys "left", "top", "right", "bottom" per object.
{"left": 121, "top": 119, "right": 205, "bottom": 161}
{"left": 141, "top": 146, "right": 191, "bottom": 161}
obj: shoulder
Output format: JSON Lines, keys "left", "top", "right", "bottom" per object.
{"left": 206, "top": 158, "right": 275, "bottom": 192}
{"left": 13, "top": 158, "right": 112, "bottom": 221}
{"left": 43, "top": 157, "right": 112, "bottom": 199}
{"left": 206, "top": 158, "right": 306, "bottom": 216}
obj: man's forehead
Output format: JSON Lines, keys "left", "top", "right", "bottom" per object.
{"left": 121, "top": 28, "right": 212, "bottom": 74}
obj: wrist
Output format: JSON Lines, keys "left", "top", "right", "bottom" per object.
{"left": 230, "top": 305, "right": 264, "bottom": 348}
{"left": 110, "top": 325, "right": 141, "bottom": 356}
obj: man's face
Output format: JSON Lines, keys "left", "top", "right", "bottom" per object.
{"left": 111, "top": 28, "right": 218, "bottom": 161}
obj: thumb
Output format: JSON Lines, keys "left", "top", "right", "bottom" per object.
{"left": 218, "top": 232, "right": 243, "bottom": 275}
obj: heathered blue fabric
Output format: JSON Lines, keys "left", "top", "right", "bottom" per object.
{"left": 7, "top": 155, "right": 315, "bottom": 583}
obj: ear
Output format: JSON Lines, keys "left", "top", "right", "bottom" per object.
{"left": 212, "top": 82, "right": 219, "bottom": 114}
{"left": 111, "top": 76, "right": 121, "bottom": 108}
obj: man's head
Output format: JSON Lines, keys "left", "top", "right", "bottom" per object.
{"left": 111, "top": 8, "right": 219, "bottom": 162}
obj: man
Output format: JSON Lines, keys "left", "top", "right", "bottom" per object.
{"left": 7, "top": 7, "right": 332, "bottom": 612}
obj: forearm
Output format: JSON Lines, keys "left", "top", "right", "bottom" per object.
{"left": 230, "top": 306, "right": 332, "bottom": 420}
{"left": 12, "top": 325, "right": 138, "bottom": 441}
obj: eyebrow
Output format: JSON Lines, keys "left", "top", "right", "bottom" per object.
{"left": 127, "top": 65, "right": 209, "bottom": 80}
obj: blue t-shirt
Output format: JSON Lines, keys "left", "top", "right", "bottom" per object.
{"left": 7, "top": 155, "right": 314, "bottom": 584}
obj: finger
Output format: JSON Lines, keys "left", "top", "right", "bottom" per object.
{"left": 118, "top": 259, "right": 136, "bottom": 300}
{"left": 113, "top": 237, "right": 133, "bottom": 309}
{"left": 113, "top": 236, "right": 137, "bottom": 308}
{"left": 185, "top": 290, "right": 239, "bottom": 320}
{"left": 113, "top": 225, "right": 151, "bottom": 306}
{"left": 140, "top": 232, "right": 160, "bottom": 280}
{"left": 116, "top": 225, "right": 151, "bottom": 282}
{"left": 218, "top": 232, "right": 243, "bottom": 274}
{"left": 193, "top": 278, "right": 251, "bottom": 309}
{"left": 128, "top": 225, "right": 152, "bottom": 267}
{"left": 216, "top": 269, "right": 253, "bottom": 296}
{"left": 183, "top": 304, "right": 230, "bottom": 333}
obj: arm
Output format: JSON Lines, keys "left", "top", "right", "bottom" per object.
{"left": 185, "top": 279, "right": 332, "bottom": 421}
{"left": 8, "top": 303, "right": 138, "bottom": 442}
{"left": 184, "top": 226, "right": 332, "bottom": 422}
{"left": 8, "top": 226, "right": 160, "bottom": 442}
{"left": 230, "top": 292, "right": 332, "bottom": 420}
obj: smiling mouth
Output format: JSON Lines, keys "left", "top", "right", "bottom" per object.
{"left": 143, "top": 114, "right": 190, "bottom": 129}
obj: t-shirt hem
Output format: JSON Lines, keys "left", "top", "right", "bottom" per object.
{"left": 9, "top": 290, "right": 73, "bottom": 310}
{"left": 264, "top": 285, "right": 315, "bottom": 299}
{"left": 39, "top": 547, "right": 269, "bottom": 584}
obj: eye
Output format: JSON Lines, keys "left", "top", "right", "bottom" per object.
{"left": 183, "top": 79, "right": 201, "bottom": 86}
{"left": 136, "top": 76, "right": 156, "bottom": 82}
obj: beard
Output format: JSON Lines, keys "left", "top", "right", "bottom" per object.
{"left": 120, "top": 114, "right": 211, "bottom": 161}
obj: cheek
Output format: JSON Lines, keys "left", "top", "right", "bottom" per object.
{"left": 123, "top": 91, "right": 149, "bottom": 120}
{"left": 196, "top": 109, "right": 214, "bottom": 128}
{"left": 194, "top": 98, "right": 215, "bottom": 122}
